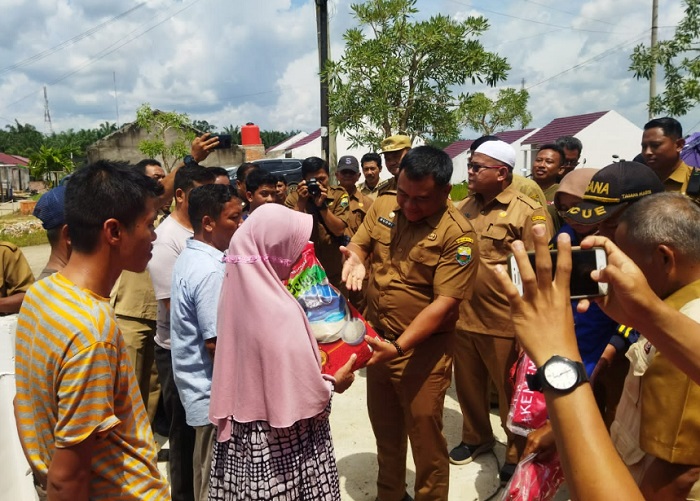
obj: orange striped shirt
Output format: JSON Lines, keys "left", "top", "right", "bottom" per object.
{"left": 14, "top": 273, "right": 170, "bottom": 500}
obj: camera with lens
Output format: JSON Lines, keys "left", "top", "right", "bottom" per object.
{"left": 306, "top": 178, "right": 322, "bottom": 198}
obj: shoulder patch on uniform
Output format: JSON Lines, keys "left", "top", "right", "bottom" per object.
{"left": 378, "top": 216, "right": 394, "bottom": 228}
{"left": 516, "top": 193, "right": 542, "bottom": 210}
{"left": 0, "top": 241, "right": 19, "bottom": 251}
{"left": 455, "top": 236, "right": 474, "bottom": 245}
{"left": 456, "top": 245, "right": 473, "bottom": 266}
{"left": 531, "top": 215, "right": 547, "bottom": 223}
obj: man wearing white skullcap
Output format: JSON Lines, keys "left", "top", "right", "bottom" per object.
{"left": 449, "top": 139, "right": 553, "bottom": 483}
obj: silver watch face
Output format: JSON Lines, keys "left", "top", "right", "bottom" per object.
{"left": 543, "top": 359, "right": 579, "bottom": 390}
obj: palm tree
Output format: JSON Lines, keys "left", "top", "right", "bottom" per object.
{"left": 29, "top": 145, "right": 77, "bottom": 185}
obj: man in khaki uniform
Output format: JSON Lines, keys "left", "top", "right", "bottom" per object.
{"left": 336, "top": 155, "right": 374, "bottom": 236}
{"left": 451, "top": 140, "right": 552, "bottom": 483}
{"left": 378, "top": 134, "right": 411, "bottom": 195}
{"left": 343, "top": 145, "right": 479, "bottom": 501}
{"left": 336, "top": 155, "right": 373, "bottom": 309}
{"left": 359, "top": 152, "right": 387, "bottom": 200}
{"left": 641, "top": 117, "right": 700, "bottom": 203}
{"left": 612, "top": 193, "right": 700, "bottom": 500}
{"left": 285, "top": 156, "right": 349, "bottom": 289}
{"left": 0, "top": 242, "right": 34, "bottom": 314}
{"left": 111, "top": 159, "right": 169, "bottom": 424}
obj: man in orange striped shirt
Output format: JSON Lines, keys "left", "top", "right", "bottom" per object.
{"left": 14, "top": 161, "right": 170, "bottom": 500}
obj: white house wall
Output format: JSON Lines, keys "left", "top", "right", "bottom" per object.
{"left": 575, "top": 110, "right": 642, "bottom": 169}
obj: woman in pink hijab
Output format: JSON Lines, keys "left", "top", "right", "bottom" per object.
{"left": 208, "top": 203, "right": 355, "bottom": 501}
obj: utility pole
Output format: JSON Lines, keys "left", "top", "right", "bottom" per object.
{"left": 315, "top": 0, "right": 337, "bottom": 179}
{"left": 649, "top": 0, "right": 658, "bottom": 120}
{"left": 43, "top": 85, "right": 53, "bottom": 134}
{"left": 113, "top": 71, "right": 120, "bottom": 128}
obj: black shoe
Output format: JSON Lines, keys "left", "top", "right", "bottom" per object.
{"left": 157, "top": 447, "right": 170, "bottom": 463}
{"left": 499, "top": 463, "right": 517, "bottom": 485}
{"left": 448, "top": 440, "right": 495, "bottom": 465}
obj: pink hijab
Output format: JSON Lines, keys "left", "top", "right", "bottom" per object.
{"left": 209, "top": 203, "right": 332, "bottom": 440}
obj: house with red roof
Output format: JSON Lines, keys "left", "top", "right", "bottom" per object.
{"left": 522, "top": 110, "right": 641, "bottom": 171}
{"left": 0, "top": 152, "right": 30, "bottom": 199}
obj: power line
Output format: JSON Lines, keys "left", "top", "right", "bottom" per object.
{"left": 2, "top": 0, "right": 203, "bottom": 112}
{"left": 520, "top": 0, "right": 616, "bottom": 27}
{"left": 0, "top": 3, "right": 146, "bottom": 75}
{"left": 446, "top": 0, "right": 637, "bottom": 34}
{"left": 525, "top": 31, "right": 649, "bottom": 90}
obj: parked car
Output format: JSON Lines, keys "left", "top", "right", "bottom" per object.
{"left": 227, "top": 159, "right": 303, "bottom": 188}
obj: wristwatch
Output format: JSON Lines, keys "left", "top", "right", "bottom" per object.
{"left": 526, "top": 355, "right": 589, "bottom": 394}
{"left": 183, "top": 155, "right": 198, "bottom": 168}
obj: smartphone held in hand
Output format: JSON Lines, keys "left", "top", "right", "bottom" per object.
{"left": 508, "top": 246, "right": 608, "bottom": 299}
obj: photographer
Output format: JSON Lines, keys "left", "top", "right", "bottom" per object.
{"left": 285, "top": 156, "right": 349, "bottom": 289}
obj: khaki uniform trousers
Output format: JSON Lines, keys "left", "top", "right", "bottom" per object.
{"left": 453, "top": 330, "right": 524, "bottom": 465}
{"left": 367, "top": 332, "right": 453, "bottom": 501}
{"left": 117, "top": 315, "right": 160, "bottom": 423}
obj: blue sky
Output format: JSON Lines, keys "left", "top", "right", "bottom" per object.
{"left": 1, "top": 0, "right": 698, "bottom": 144}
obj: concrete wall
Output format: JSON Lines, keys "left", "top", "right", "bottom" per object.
{"left": 0, "top": 164, "right": 30, "bottom": 192}
{"left": 87, "top": 125, "right": 244, "bottom": 170}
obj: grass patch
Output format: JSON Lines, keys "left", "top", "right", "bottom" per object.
{"left": 450, "top": 182, "right": 470, "bottom": 202}
{"left": 0, "top": 212, "right": 47, "bottom": 246}
{"left": 0, "top": 230, "right": 48, "bottom": 247}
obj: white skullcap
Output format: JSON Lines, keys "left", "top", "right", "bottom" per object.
{"left": 474, "top": 140, "right": 516, "bottom": 168}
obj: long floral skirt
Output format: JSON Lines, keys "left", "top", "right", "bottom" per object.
{"left": 208, "top": 405, "right": 340, "bottom": 501}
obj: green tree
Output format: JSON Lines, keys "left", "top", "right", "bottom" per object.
{"left": 135, "top": 103, "right": 195, "bottom": 172}
{"left": 193, "top": 120, "right": 217, "bottom": 133}
{"left": 458, "top": 88, "right": 532, "bottom": 135}
{"left": 629, "top": 0, "right": 700, "bottom": 116}
{"left": 326, "top": 0, "right": 509, "bottom": 148}
{"left": 222, "top": 125, "right": 242, "bottom": 144}
{"left": 29, "top": 145, "right": 77, "bottom": 184}
{"left": 260, "top": 130, "right": 301, "bottom": 149}
{"left": 0, "top": 121, "right": 44, "bottom": 157}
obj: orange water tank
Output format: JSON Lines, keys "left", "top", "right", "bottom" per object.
{"left": 241, "top": 122, "right": 262, "bottom": 145}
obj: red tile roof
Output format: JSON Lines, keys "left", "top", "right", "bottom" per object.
{"left": 522, "top": 111, "right": 608, "bottom": 145}
{"left": 444, "top": 129, "right": 534, "bottom": 159}
{"left": 444, "top": 140, "right": 473, "bottom": 158}
{"left": 285, "top": 129, "right": 321, "bottom": 151}
{"left": 496, "top": 128, "right": 535, "bottom": 144}
{"left": 0, "top": 152, "right": 29, "bottom": 166}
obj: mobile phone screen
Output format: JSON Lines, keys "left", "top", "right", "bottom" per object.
{"left": 527, "top": 249, "right": 601, "bottom": 297}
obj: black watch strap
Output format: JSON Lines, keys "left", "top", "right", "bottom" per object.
{"left": 183, "top": 155, "right": 198, "bottom": 168}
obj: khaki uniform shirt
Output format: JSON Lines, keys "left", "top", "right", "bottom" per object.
{"left": 351, "top": 194, "right": 479, "bottom": 339}
{"left": 542, "top": 183, "right": 561, "bottom": 233}
{"left": 0, "top": 242, "right": 34, "bottom": 297}
{"left": 359, "top": 180, "right": 388, "bottom": 200}
{"left": 511, "top": 175, "right": 547, "bottom": 208}
{"left": 110, "top": 270, "right": 158, "bottom": 321}
{"left": 345, "top": 189, "right": 373, "bottom": 237}
{"left": 285, "top": 186, "right": 349, "bottom": 286}
{"left": 665, "top": 160, "right": 700, "bottom": 203}
{"left": 378, "top": 177, "right": 397, "bottom": 195}
{"left": 640, "top": 278, "right": 700, "bottom": 465}
{"left": 456, "top": 186, "right": 552, "bottom": 337}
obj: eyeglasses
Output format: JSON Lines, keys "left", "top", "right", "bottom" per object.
{"left": 467, "top": 162, "right": 505, "bottom": 173}
{"left": 562, "top": 160, "right": 579, "bottom": 167}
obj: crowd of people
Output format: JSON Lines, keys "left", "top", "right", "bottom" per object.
{"left": 3, "top": 114, "right": 700, "bottom": 501}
